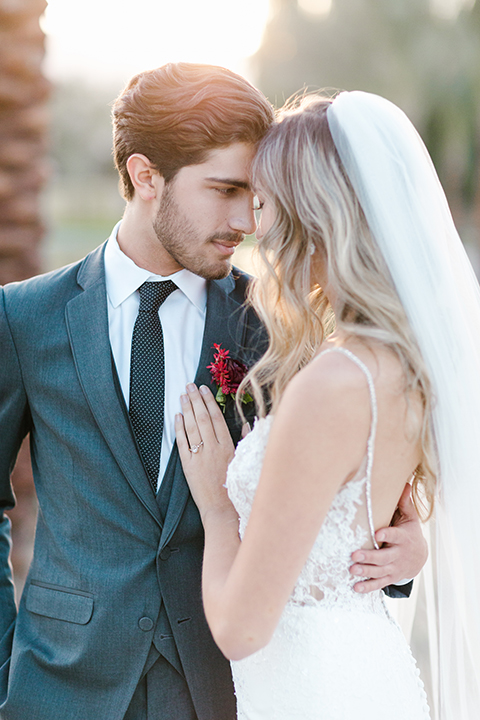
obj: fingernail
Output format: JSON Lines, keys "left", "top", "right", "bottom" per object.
{"left": 180, "top": 394, "right": 189, "bottom": 405}
{"left": 175, "top": 413, "right": 182, "bottom": 422}
{"left": 357, "top": 584, "right": 365, "bottom": 593}
{"left": 352, "top": 567, "right": 362, "bottom": 576}
{"left": 200, "top": 385, "right": 209, "bottom": 395}
{"left": 377, "top": 531, "right": 385, "bottom": 542}
{"left": 187, "top": 383, "right": 196, "bottom": 393}
{"left": 357, "top": 553, "right": 365, "bottom": 562}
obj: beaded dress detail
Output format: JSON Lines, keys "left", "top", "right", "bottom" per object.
{"left": 225, "top": 347, "right": 430, "bottom": 720}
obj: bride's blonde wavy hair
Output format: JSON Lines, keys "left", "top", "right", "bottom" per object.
{"left": 238, "top": 94, "right": 436, "bottom": 517}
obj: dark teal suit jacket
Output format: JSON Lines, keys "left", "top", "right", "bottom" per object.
{"left": 0, "top": 244, "right": 265, "bottom": 720}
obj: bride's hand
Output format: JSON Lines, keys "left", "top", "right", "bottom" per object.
{"left": 175, "top": 383, "right": 235, "bottom": 520}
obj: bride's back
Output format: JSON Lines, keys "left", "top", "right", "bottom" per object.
{"left": 310, "top": 337, "right": 423, "bottom": 542}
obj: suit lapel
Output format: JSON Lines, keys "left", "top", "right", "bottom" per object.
{"left": 65, "top": 245, "right": 162, "bottom": 527}
{"left": 159, "top": 275, "right": 242, "bottom": 546}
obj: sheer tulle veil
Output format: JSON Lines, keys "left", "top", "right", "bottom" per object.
{"left": 327, "top": 91, "right": 480, "bottom": 720}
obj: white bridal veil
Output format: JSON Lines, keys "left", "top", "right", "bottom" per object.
{"left": 327, "top": 91, "right": 480, "bottom": 720}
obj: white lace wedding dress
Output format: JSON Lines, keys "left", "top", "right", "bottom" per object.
{"left": 225, "top": 348, "right": 431, "bottom": 720}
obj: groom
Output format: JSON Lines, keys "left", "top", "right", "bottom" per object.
{"left": 0, "top": 63, "right": 426, "bottom": 720}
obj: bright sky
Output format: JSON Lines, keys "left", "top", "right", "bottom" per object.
{"left": 41, "top": 0, "right": 476, "bottom": 89}
{"left": 41, "top": 0, "right": 271, "bottom": 87}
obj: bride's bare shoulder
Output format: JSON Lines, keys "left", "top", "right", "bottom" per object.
{"left": 284, "top": 342, "right": 372, "bottom": 416}
{"left": 274, "top": 342, "right": 374, "bottom": 467}
{"left": 318, "top": 339, "right": 404, "bottom": 385}
{"left": 286, "top": 338, "right": 408, "bottom": 411}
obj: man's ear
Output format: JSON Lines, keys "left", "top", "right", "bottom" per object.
{"left": 126, "top": 153, "right": 165, "bottom": 201}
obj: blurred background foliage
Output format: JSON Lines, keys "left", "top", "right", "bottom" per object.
{"left": 43, "top": 0, "right": 480, "bottom": 273}
{"left": 253, "top": 0, "right": 480, "bottom": 250}
{"left": 44, "top": 80, "right": 123, "bottom": 269}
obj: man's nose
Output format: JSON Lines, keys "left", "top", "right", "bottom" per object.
{"left": 229, "top": 202, "right": 257, "bottom": 236}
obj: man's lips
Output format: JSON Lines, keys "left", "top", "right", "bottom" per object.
{"left": 212, "top": 240, "right": 241, "bottom": 256}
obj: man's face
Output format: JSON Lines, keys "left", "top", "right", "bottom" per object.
{"left": 153, "top": 142, "right": 257, "bottom": 280}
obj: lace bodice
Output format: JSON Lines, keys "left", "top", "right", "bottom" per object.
{"left": 226, "top": 347, "right": 386, "bottom": 613}
{"left": 227, "top": 348, "right": 430, "bottom": 719}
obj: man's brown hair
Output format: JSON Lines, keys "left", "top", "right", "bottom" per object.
{"left": 112, "top": 62, "right": 275, "bottom": 200}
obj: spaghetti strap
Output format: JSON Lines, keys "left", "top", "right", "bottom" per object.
{"left": 317, "top": 347, "right": 380, "bottom": 550}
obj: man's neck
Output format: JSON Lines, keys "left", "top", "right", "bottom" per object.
{"left": 117, "top": 207, "right": 183, "bottom": 277}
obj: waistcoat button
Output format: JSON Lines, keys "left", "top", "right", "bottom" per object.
{"left": 159, "top": 547, "right": 171, "bottom": 560}
{"left": 138, "top": 616, "right": 154, "bottom": 631}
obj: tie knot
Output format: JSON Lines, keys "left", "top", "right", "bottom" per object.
{"left": 138, "top": 280, "right": 177, "bottom": 313}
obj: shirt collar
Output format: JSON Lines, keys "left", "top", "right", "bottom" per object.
{"left": 104, "top": 221, "right": 207, "bottom": 314}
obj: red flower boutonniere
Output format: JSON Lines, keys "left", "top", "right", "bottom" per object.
{"left": 207, "top": 343, "right": 253, "bottom": 412}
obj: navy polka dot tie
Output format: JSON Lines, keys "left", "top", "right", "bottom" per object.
{"left": 129, "top": 280, "right": 177, "bottom": 493}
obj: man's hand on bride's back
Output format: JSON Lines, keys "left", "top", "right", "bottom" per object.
{"left": 175, "top": 384, "right": 235, "bottom": 521}
{"left": 350, "top": 483, "right": 428, "bottom": 593}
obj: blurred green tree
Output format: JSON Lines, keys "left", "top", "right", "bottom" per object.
{"left": 44, "top": 81, "right": 124, "bottom": 270}
{"left": 50, "top": 81, "right": 118, "bottom": 178}
{"left": 253, "top": 0, "right": 480, "bottom": 239}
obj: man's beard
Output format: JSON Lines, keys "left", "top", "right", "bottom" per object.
{"left": 153, "top": 182, "right": 243, "bottom": 280}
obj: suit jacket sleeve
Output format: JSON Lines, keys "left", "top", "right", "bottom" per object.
{"left": 383, "top": 580, "right": 413, "bottom": 599}
{"left": 0, "top": 287, "right": 31, "bottom": 674}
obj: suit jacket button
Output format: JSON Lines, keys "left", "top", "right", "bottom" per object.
{"left": 138, "top": 617, "right": 154, "bottom": 632}
{"left": 159, "top": 547, "right": 171, "bottom": 560}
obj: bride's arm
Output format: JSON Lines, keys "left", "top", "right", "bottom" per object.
{"left": 176, "top": 354, "right": 371, "bottom": 661}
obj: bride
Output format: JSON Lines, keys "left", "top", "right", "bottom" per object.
{"left": 175, "top": 91, "right": 480, "bottom": 718}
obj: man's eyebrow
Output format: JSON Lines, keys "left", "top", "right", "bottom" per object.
{"left": 205, "top": 177, "right": 250, "bottom": 190}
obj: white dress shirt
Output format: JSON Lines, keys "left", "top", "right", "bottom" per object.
{"left": 104, "top": 222, "right": 207, "bottom": 489}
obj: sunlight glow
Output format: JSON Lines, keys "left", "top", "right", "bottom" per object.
{"left": 297, "top": 0, "right": 332, "bottom": 18}
{"left": 430, "top": 0, "right": 474, "bottom": 19}
{"left": 42, "top": 0, "right": 270, "bottom": 86}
